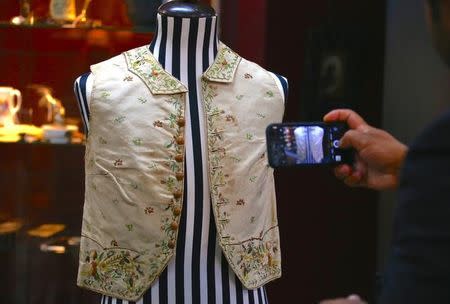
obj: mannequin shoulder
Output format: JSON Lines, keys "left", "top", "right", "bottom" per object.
{"left": 268, "top": 72, "right": 288, "bottom": 102}
{"left": 74, "top": 72, "right": 93, "bottom": 98}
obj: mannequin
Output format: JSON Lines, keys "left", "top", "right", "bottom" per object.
{"left": 74, "top": 1, "right": 288, "bottom": 303}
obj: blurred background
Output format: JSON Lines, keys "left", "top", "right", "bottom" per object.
{"left": 0, "top": 0, "right": 449, "bottom": 303}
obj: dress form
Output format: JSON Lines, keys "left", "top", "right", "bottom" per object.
{"left": 74, "top": 2, "right": 287, "bottom": 303}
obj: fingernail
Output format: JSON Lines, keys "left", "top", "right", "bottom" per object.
{"left": 347, "top": 295, "right": 361, "bottom": 301}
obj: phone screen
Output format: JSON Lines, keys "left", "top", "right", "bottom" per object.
{"left": 266, "top": 122, "right": 353, "bottom": 168}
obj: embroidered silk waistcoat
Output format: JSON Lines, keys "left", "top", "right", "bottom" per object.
{"left": 77, "top": 44, "right": 285, "bottom": 301}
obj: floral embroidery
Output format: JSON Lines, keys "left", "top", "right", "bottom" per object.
{"left": 112, "top": 199, "right": 119, "bottom": 204}
{"left": 266, "top": 91, "right": 274, "bottom": 98}
{"left": 153, "top": 120, "right": 163, "bottom": 128}
{"left": 132, "top": 138, "right": 143, "bottom": 146}
{"left": 236, "top": 199, "right": 246, "bottom": 206}
{"left": 236, "top": 95, "right": 244, "bottom": 101}
{"left": 137, "top": 97, "right": 147, "bottom": 104}
{"left": 226, "top": 114, "right": 236, "bottom": 123}
{"left": 125, "top": 224, "right": 134, "bottom": 232}
{"left": 113, "top": 116, "right": 126, "bottom": 124}
{"left": 124, "top": 46, "right": 187, "bottom": 95}
{"left": 80, "top": 249, "right": 147, "bottom": 298}
{"left": 111, "top": 240, "right": 118, "bottom": 247}
{"left": 100, "top": 91, "right": 110, "bottom": 100}
{"left": 114, "top": 159, "right": 123, "bottom": 167}
{"left": 257, "top": 113, "right": 266, "bottom": 119}
{"left": 160, "top": 177, "right": 176, "bottom": 192}
{"left": 246, "top": 133, "right": 254, "bottom": 141}
{"left": 148, "top": 162, "right": 158, "bottom": 170}
{"left": 203, "top": 81, "right": 234, "bottom": 235}
{"left": 130, "top": 182, "right": 138, "bottom": 190}
{"left": 233, "top": 239, "right": 280, "bottom": 281}
{"left": 144, "top": 207, "right": 154, "bottom": 215}
{"left": 203, "top": 46, "right": 241, "bottom": 83}
{"left": 123, "top": 76, "right": 133, "bottom": 82}
{"left": 229, "top": 156, "right": 241, "bottom": 163}
{"left": 250, "top": 217, "right": 256, "bottom": 223}
{"left": 249, "top": 176, "right": 257, "bottom": 183}
{"left": 244, "top": 73, "right": 253, "bottom": 79}
{"left": 98, "top": 137, "right": 108, "bottom": 144}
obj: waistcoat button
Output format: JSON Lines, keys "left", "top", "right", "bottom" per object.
{"left": 177, "top": 118, "right": 185, "bottom": 127}
{"left": 176, "top": 136, "right": 184, "bottom": 145}
{"left": 173, "top": 191, "right": 182, "bottom": 199}
{"left": 176, "top": 172, "right": 184, "bottom": 181}
{"left": 170, "top": 222, "right": 179, "bottom": 230}
{"left": 173, "top": 206, "right": 182, "bottom": 216}
{"left": 175, "top": 154, "right": 183, "bottom": 162}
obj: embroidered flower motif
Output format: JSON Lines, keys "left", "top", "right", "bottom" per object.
{"left": 226, "top": 114, "right": 236, "bottom": 123}
{"left": 148, "top": 162, "right": 158, "bottom": 170}
{"left": 125, "top": 224, "right": 134, "bottom": 232}
{"left": 98, "top": 137, "right": 107, "bottom": 144}
{"left": 111, "top": 240, "right": 118, "bottom": 247}
{"left": 257, "top": 113, "right": 266, "bottom": 119}
{"left": 266, "top": 91, "right": 274, "bottom": 98}
{"left": 250, "top": 216, "right": 256, "bottom": 223}
{"left": 112, "top": 199, "right": 119, "bottom": 204}
{"left": 113, "top": 116, "right": 126, "bottom": 124}
{"left": 80, "top": 248, "right": 148, "bottom": 296}
{"left": 114, "top": 159, "right": 123, "bottom": 167}
{"left": 100, "top": 91, "right": 110, "bottom": 99}
{"left": 144, "top": 207, "right": 154, "bottom": 215}
{"left": 236, "top": 95, "right": 244, "bottom": 101}
{"left": 153, "top": 120, "right": 163, "bottom": 128}
{"left": 138, "top": 97, "right": 147, "bottom": 104}
{"left": 204, "top": 47, "right": 241, "bottom": 82}
{"left": 130, "top": 182, "right": 138, "bottom": 190}
{"left": 160, "top": 177, "right": 176, "bottom": 192}
{"left": 132, "top": 137, "right": 143, "bottom": 146}
{"left": 124, "top": 47, "right": 187, "bottom": 94}
{"left": 246, "top": 133, "right": 254, "bottom": 141}
{"left": 260, "top": 153, "right": 266, "bottom": 159}
{"left": 244, "top": 73, "right": 253, "bottom": 79}
{"left": 151, "top": 69, "right": 159, "bottom": 77}
{"left": 123, "top": 76, "right": 133, "bottom": 82}
{"left": 249, "top": 176, "right": 257, "bottom": 183}
{"left": 230, "top": 156, "right": 242, "bottom": 163}
{"left": 236, "top": 199, "right": 246, "bottom": 206}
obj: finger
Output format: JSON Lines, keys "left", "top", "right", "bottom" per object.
{"left": 344, "top": 171, "right": 363, "bottom": 187}
{"left": 334, "top": 165, "right": 352, "bottom": 179}
{"left": 347, "top": 295, "right": 362, "bottom": 301}
{"left": 323, "top": 109, "right": 368, "bottom": 130}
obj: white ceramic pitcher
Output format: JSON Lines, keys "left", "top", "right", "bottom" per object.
{"left": 0, "top": 87, "right": 22, "bottom": 127}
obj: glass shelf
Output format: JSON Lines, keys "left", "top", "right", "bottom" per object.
{"left": 0, "top": 21, "right": 155, "bottom": 33}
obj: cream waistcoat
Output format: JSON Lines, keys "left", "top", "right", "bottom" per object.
{"left": 77, "top": 44, "right": 285, "bottom": 301}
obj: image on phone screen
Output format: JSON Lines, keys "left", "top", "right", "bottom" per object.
{"left": 266, "top": 123, "right": 353, "bottom": 168}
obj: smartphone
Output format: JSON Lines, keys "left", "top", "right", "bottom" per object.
{"left": 265, "top": 122, "right": 354, "bottom": 168}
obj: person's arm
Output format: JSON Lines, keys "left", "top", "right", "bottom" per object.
{"left": 323, "top": 109, "right": 408, "bottom": 191}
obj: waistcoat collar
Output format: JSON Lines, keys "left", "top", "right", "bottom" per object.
{"left": 124, "top": 43, "right": 242, "bottom": 95}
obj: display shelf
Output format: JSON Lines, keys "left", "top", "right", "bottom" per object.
{"left": 0, "top": 17, "right": 154, "bottom": 303}
{"left": 0, "top": 21, "right": 156, "bottom": 33}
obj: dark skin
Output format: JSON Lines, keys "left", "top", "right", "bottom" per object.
{"left": 320, "top": 0, "right": 450, "bottom": 303}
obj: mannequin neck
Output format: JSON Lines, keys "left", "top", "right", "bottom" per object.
{"left": 149, "top": 13, "right": 219, "bottom": 78}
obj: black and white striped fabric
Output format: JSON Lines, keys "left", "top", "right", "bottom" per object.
{"left": 74, "top": 13, "right": 288, "bottom": 304}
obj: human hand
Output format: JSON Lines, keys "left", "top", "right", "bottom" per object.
{"left": 319, "top": 294, "right": 367, "bottom": 304}
{"left": 324, "top": 109, "right": 408, "bottom": 190}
